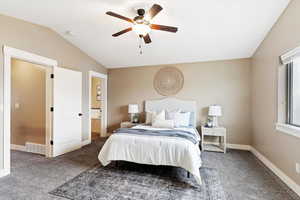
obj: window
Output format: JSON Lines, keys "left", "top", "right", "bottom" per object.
{"left": 287, "top": 58, "right": 300, "bottom": 126}
{"left": 276, "top": 46, "right": 300, "bottom": 138}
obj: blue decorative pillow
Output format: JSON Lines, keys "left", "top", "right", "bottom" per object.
{"left": 188, "top": 112, "right": 195, "bottom": 127}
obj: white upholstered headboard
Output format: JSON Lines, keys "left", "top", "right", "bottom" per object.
{"left": 145, "top": 98, "right": 197, "bottom": 127}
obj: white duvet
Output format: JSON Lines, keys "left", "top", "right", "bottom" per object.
{"left": 98, "top": 125, "right": 202, "bottom": 184}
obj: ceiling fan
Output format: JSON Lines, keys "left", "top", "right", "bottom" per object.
{"left": 106, "top": 4, "right": 178, "bottom": 44}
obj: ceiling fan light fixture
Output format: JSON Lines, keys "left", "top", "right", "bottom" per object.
{"left": 132, "top": 23, "right": 151, "bottom": 36}
{"left": 107, "top": 4, "right": 178, "bottom": 44}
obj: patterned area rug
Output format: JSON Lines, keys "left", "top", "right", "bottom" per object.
{"left": 50, "top": 162, "right": 227, "bottom": 200}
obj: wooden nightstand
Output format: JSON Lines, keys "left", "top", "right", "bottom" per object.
{"left": 201, "top": 126, "right": 227, "bottom": 153}
{"left": 120, "top": 121, "right": 143, "bottom": 128}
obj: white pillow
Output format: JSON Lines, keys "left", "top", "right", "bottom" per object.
{"left": 145, "top": 110, "right": 166, "bottom": 125}
{"left": 173, "top": 112, "right": 190, "bottom": 127}
{"left": 152, "top": 110, "right": 165, "bottom": 123}
{"left": 166, "top": 109, "right": 181, "bottom": 120}
{"left": 152, "top": 119, "right": 174, "bottom": 128}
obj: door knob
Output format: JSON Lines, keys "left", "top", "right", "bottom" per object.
{"left": 78, "top": 113, "right": 83, "bottom": 116}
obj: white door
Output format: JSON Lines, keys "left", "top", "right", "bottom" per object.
{"left": 52, "top": 67, "right": 82, "bottom": 157}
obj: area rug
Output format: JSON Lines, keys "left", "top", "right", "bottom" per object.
{"left": 50, "top": 162, "right": 227, "bottom": 200}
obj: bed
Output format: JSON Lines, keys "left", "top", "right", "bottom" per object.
{"left": 98, "top": 98, "right": 202, "bottom": 184}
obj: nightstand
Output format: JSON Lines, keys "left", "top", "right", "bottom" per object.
{"left": 201, "top": 126, "right": 227, "bottom": 153}
{"left": 120, "top": 121, "right": 143, "bottom": 128}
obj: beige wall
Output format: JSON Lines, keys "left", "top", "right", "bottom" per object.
{"left": 11, "top": 59, "right": 46, "bottom": 145}
{"left": 108, "top": 58, "right": 252, "bottom": 145}
{"left": 0, "top": 14, "right": 107, "bottom": 169}
{"left": 252, "top": 0, "right": 300, "bottom": 185}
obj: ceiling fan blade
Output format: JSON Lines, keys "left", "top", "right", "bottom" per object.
{"left": 143, "top": 34, "right": 152, "bottom": 44}
{"left": 106, "top": 11, "right": 133, "bottom": 23}
{"left": 150, "top": 24, "right": 178, "bottom": 33}
{"left": 112, "top": 27, "right": 132, "bottom": 37}
{"left": 147, "top": 4, "right": 163, "bottom": 19}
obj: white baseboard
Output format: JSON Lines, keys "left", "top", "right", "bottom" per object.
{"left": 227, "top": 144, "right": 252, "bottom": 151}
{"left": 11, "top": 143, "right": 45, "bottom": 155}
{"left": 0, "top": 169, "right": 10, "bottom": 178}
{"left": 25, "top": 142, "right": 45, "bottom": 155}
{"left": 11, "top": 144, "right": 26, "bottom": 151}
{"left": 250, "top": 147, "right": 300, "bottom": 197}
{"left": 82, "top": 140, "right": 91, "bottom": 146}
{"left": 204, "top": 142, "right": 251, "bottom": 151}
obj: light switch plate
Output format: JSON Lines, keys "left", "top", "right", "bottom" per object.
{"left": 15, "top": 103, "right": 20, "bottom": 109}
{"left": 296, "top": 163, "right": 300, "bottom": 174}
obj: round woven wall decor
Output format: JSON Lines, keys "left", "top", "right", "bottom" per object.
{"left": 154, "top": 67, "right": 184, "bottom": 96}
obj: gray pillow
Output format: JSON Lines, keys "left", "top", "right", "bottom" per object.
{"left": 188, "top": 112, "right": 195, "bottom": 127}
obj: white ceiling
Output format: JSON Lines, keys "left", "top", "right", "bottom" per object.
{"left": 0, "top": 0, "right": 290, "bottom": 68}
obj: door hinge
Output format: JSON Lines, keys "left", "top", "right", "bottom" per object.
{"left": 50, "top": 140, "right": 53, "bottom": 145}
{"left": 50, "top": 74, "right": 54, "bottom": 79}
{"left": 50, "top": 107, "right": 54, "bottom": 112}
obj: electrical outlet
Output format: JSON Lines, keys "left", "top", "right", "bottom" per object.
{"left": 15, "top": 103, "right": 20, "bottom": 109}
{"left": 296, "top": 163, "right": 300, "bottom": 174}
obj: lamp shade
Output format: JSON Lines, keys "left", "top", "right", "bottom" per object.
{"left": 208, "top": 105, "right": 222, "bottom": 116}
{"left": 128, "top": 104, "right": 139, "bottom": 114}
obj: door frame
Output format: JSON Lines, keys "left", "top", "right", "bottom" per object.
{"left": 87, "top": 71, "right": 108, "bottom": 143}
{"left": 2, "top": 46, "right": 57, "bottom": 177}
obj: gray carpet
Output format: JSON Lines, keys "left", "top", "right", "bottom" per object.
{"left": 50, "top": 163, "right": 226, "bottom": 200}
{"left": 0, "top": 139, "right": 299, "bottom": 200}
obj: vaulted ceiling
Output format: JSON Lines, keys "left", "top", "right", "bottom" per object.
{"left": 0, "top": 0, "right": 290, "bottom": 68}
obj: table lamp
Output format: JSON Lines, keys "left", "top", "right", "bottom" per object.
{"left": 208, "top": 105, "right": 222, "bottom": 127}
{"left": 128, "top": 104, "right": 139, "bottom": 123}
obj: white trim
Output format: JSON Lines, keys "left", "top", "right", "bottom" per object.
{"left": 204, "top": 142, "right": 251, "bottom": 151}
{"left": 25, "top": 142, "right": 46, "bottom": 155}
{"left": 11, "top": 144, "right": 26, "bottom": 151}
{"left": 45, "top": 67, "right": 53, "bottom": 157}
{"left": 227, "top": 144, "right": 252, "bottom": 151}
{"left": 250, "top": 147, "right": 300, "bottom": 197}
{"left": 88, "top": 71, "right": 108, "bottom": 140}
{"left": 10, "top": 143, "right": 46, "bottom": 155}
{"left": 2, "top": 46, "right": 58, "bottom": 176}
{"left": 82, "top": 140, "right": 91, "bottom": 146}
{"left": 275, "top": 123, "right": 300, "bottom": 139}
{"left": 281, "top": 46, "right": 300, "bottom": 65}
{"left": 89, "top": 70, "right": 108, "bottom": 79}
{"left": 0, "top": 169, "right": 10, "bottom": 178}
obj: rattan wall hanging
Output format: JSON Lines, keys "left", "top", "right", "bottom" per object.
{"left": 153, "top": 66, "right": 184, "bottom": 96}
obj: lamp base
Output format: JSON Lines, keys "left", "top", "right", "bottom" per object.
{"left": 212, "top": 116, "right": 219, "bottom": 127}
{"left": 129, "top": 113, "right": 139, "bottom": 123}
{"left": 129, "top": 114, "right": 134, "bottom": 123}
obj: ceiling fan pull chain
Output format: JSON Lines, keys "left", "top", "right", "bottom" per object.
{"left": 139, "top": 36, "right": 143, "bottom": 55}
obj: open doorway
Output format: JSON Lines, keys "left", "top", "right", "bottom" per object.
{"left": 91, "top": 77, "right": 102, "bottom": 141}
{"left": 10, "top": 59, "right": 50, "bottom": 155}
{"left": 2, "top": 46, "right": 57, "bottom": 176}
{"left": 88, "top": 71, "right": 107, "bottom": 143}
{"left": 3, "top": 46, "right": 83, "bottom": 177}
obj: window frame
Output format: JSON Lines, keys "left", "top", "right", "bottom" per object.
{"left": 286, "top": 61, "right": 300, "bottom": 127}
{"left": 276, "top": 46, "right": 300, "bottom": 138}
